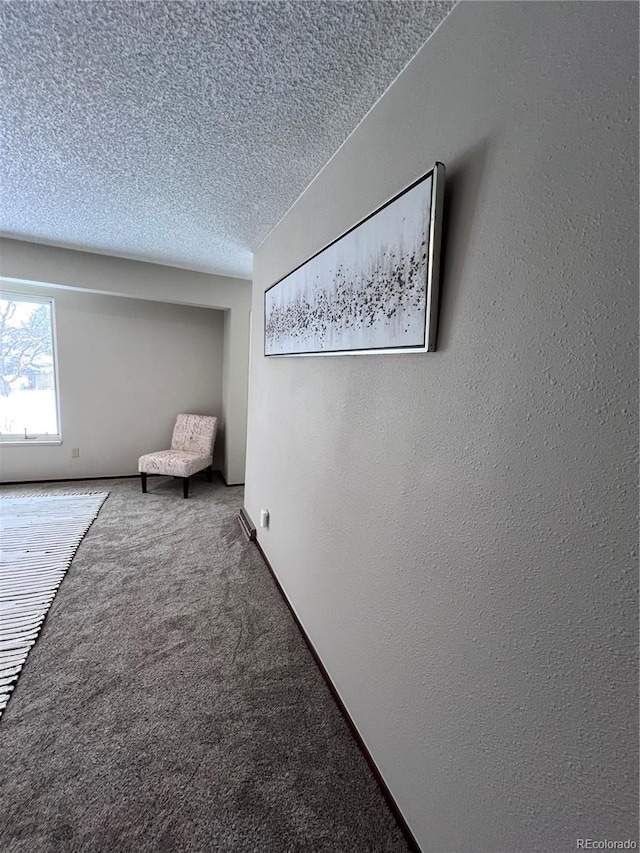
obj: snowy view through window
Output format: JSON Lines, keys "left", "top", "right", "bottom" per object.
{"left": 0, "top": 295, "right": 59, "bottom": 438}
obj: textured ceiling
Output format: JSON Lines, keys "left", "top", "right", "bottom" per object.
{"left": 0, "top": 1, "right": 455, "bottom": 280}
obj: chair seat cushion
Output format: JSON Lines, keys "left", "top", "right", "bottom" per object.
{"left": 138, "top": 450, "right": 213, "bottom": 478}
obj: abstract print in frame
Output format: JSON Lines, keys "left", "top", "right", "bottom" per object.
{"left": 264, "top": 162, "right": 445, "bottom": 357}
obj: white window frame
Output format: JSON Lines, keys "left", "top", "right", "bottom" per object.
{"left": 0, "top": 290, "right": 62, "bottom": 445}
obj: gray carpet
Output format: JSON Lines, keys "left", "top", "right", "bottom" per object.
{"left": 0, "top": 475, "right": 410, "bottom": 853}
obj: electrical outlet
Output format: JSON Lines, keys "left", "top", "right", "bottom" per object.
{"left": 71, "top": 447, "right": 80, "bottom": 458}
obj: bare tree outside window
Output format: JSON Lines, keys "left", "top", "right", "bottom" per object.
{"left": 0, "top": 295, "right": 60, "bottom": 438}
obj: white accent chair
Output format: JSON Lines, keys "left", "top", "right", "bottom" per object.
{"left": 138, "top": 414, "right": 218, "bottom": 499}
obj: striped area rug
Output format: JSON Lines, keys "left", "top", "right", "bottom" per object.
{"left": 0, "top": 492, "right": 109, "bottom": 716}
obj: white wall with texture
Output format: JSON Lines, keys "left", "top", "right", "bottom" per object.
{"left": 244, "top": 3, "right": 638, "bottom": 850}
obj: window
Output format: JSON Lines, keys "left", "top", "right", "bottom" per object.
{"left": 0, "top": 292, "right": 61, "bottom": 442}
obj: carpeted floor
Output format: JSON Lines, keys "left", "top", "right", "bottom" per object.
{"left": 0, "top": 475, "right": 410, "bottom": 853}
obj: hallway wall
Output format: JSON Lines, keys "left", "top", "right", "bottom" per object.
{"left": 244, "top": 3, "right": 639, "bottom": 850}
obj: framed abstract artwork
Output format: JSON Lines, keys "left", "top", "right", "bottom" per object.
{"left": 264, "top": 162, "right": 445, "bottom": 357}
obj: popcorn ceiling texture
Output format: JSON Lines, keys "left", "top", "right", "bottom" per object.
{"left": 0, "top": 0, "right": 455, "bottom": 279}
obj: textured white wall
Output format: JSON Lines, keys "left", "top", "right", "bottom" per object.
{"left": 0, "top": 283, "right": 224, "bottom": 483}
{"left": 0, "top": 238, "right": 251, "bottom": 483}
{"left": 245, "top": 3, "right": 638, "bottom": 851}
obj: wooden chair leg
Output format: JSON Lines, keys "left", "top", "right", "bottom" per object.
{"left": 206, "top": 465, "right": 213, "bottom": 483}
{"left": 183, "top": 477, "right": 189, "bottom": 499}
{"left": 141, "top": 472, "right": 147, "bottom": 494}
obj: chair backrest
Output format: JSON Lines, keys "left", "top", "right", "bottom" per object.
{"left": 171, "top": 414, "right": 218, "bottom": 456}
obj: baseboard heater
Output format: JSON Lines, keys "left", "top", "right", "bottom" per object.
{"left": 237, "top": 507, "right": 256, "bottom": 541}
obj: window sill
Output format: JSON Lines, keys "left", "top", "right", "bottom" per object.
{"left": 0, "top": 439, "right": 63, "bottom": 446}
